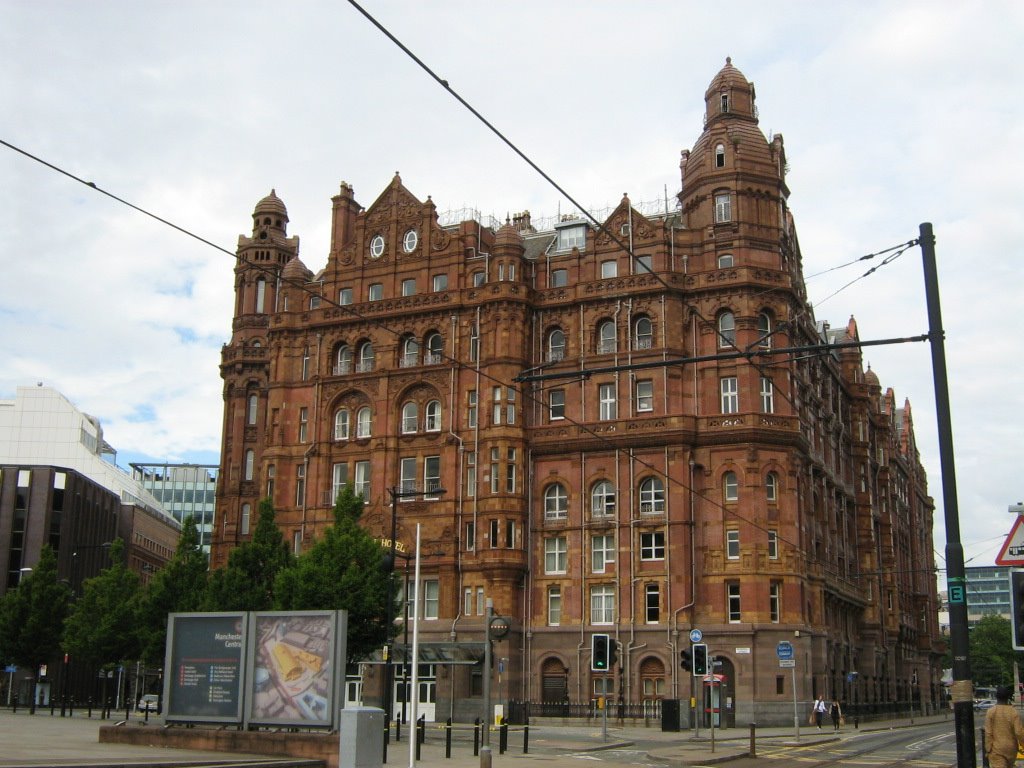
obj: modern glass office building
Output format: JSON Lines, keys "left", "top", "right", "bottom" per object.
{"left": 131, "top": 463, "right": 218, "bottom": 552}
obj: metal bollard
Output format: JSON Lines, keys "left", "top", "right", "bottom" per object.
{"left": 473, "top": 718, "right": 480, "bottom": 756}
{"left": 445, "top": 718, "right": 452, "bottom": 759}
{"left": 87, "top": 698, "right": 92, "bottom": 718}
{"left": 749, "top": 723, "right": 756, "bottom": 758}
{"left": 523, "top": 724, "right": 529, "bottom": 754}
{"left": 12, "top": 695, "right": 17, "bottom": 713}
{"left": 499, "top": 719, "right": 508, "bottom": 754}
{"left": 396, "top": 713, "right": 401, "bottom": 743}
{"left": 415, "top": 715, "right": 424, "bottom": 761}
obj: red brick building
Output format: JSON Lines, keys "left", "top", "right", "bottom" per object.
{"left": 213, "top": 59, "right": 943, "bottom": 725}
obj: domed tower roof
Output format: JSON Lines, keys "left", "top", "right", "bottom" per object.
{"left": 494, "top": 217, "right": 524, "bottom": 248}
{"left": 281, "top": 255, "right": 313, "bottom": 282}
{"left": 864, "top": 365, "right": 880, "bottom": 388}
{"left": 252, "top": 189, "right": 289, "bottom": 237}
{"left": 703, "top": 57, "right": 757, "bottom": 127}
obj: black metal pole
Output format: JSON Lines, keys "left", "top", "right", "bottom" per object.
{"left": 383, "top": 489, "right": 397, "bottom": 764}
{"left": 920, "top": 222, "right": 975, "bottom": 767}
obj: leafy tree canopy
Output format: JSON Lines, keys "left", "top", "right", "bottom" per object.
{"left": 969, "top": 614, "right": 1024, "bottom": 688}
{"left": 274, "top": 486, "right": 393, "bottom": 660}
{"left": 0, "top": 546, "right": 71, "bottom": 671}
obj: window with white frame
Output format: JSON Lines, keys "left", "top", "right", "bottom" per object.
{"left": 464, "top": 588, "right": 474, "bottom": 616}
{"left": 299, "top": 407, "right": 308, "bottom": 442}
{"left": 467, "top": 390, "right": 477, "bottom": 428}
{"left": 639, "top": 477, "right": 665, "bottom": 514}
{"left": 548, "top": 586, "right": 562, "bottom": 625}
{"left": 645, "top": 584, "right": 660, "bottom": 623}
{"left": 717, "top": 311, "right": 736, "bottom": 346}
{"left": 432, "top": 274, "right": 448, "bottom": 292}
{"left": 715, "top": 143, "right": 725, "bottom": 168}
{"left": 469, "top": 322, "right": 479, "bottom": 361}
{"left": 757, "top": 312, "right": 772, "bottom": 348}
{"left": 332, "top": 462, "right": 348, "bottom": 504}
{"left": 401, "top": 402, "right": 418, "bottom": 434}
{"left": 354, "top": 460, "right": 370, "bottom": 500}
{"left": 770, "top": 581, "right": 781, "bottom": 623}
{"left": 598, "top": 383, "right": 617, "bottom": 420}
{"left": 549, "top": 389, "right": 565, "bottom": 420}
{"left": 592, "top": 534, "right": 615, "bottom": 573}
{"left": 544, "top": 483, "right": 568, "bottom": 520}
{"left": 505, "top": 519, "right": 515, "bottom": 548}
{"left": 634, "top": 316, "right": 653, "bottom": 349}
{"left": 295, "top": 464, "right": 306, "bottom": 507}
{"left": 302, "top": 347, "right": 310, "bottom": 380}
{"left": 492, "top": 387, "right": 503, "bottom": 425}
{"left": 356, "top": 406, "right": 372, "bottom": 438}
{"left": 425, "top": 400, "right": 441, "bottom": 432}
{"left": 425, "top": 332, "right": 443, "bottom": 364}
{"left": 544, "top": 536, "right": 567, "bottom": 574}
{"left": 717, "top": 253, "right": 734, "bottom": 268}
{"left": 400, "top": 457, "right": 417, "bottom": 495}
{"left": 401, "top": 278, "right": 416, "bottom": 297}
{"left": 591, "top": 585, "right": 615, "bottom": 624}
{"left": 472, "top": 270, "right": 485, "bottom": 287}
{"left": 768, "top": 529, "right": 779, "bottom": 560}
{"left": 266, "top": 464, "right": 275, "bottom": 499}
{"left": 727, "top": 582, "right": 741, "bottom": 622}
{"left": 591, "top": 480, "right": 615, "bottom": 517}
{"left": 244, "top": 449, "right": 255, "bottom": 481}
{"left": 720, "top": 376, "right": 739, "bottom": 414}
{"left": 368, "top": 283, "right": 383, "bottom": 301}
{"left": 334, "top": 409, "right": 350, "bottom": 440}
{"left": 465, "top": 451, "right": 476, "bottom": 498}
{"left": 241, "top": 503, "right": 251, "bottom": 535}
{"left": 506, "top": 388, "right": 516, "bottom": 424}
{"left": 600, "top": 260, "right": 617, "bottom": 279}
{"left": 766, "top": 472, "right": 779, "bottom": 503}
{"left": 423, "top": 580, "right": 439, "bottom": 619}
{"left": 714, "top": 192, "right": 732, "bottom": 223}
{"left": 551, "top": 268, "right": 568, "bottom": 287}
{"left": 635, "top": 254, "right": 652, "bottom": 274}
{"left": 726, "top": 529, "right": 740, "bottom": 559}
{"left": 548, "top": 328, "right": 566, "bottom": 361}
{"left": 723, "top": 471, "right": 739, "bottom": 502}
{"left": 476, "top": 587, "right": 485, "bottom": 615}
{"left": 335, "top": 344, "right": 352, "bottom": 375}
{"left": 635, "top": 379, "right": 654, "bottom": 412}
{"left": 489, "top": 519, "right": 499, "bottom": 549}
{"left": 424, "top": 455, "right": 441, "bottom": 498}
{"left": 490, "top": 447, "right": 499, "bottom": 494}
{"left": 402, "top": 336, "right": 419, "bottom": 367}
{"left": 339, "top": 287, "right": 353, "bottom": 305}
{"left": 465, "top": 521, "right": 475, "bottom": 550}
{"left": 247, "top": 394, "right": 258, "bottom": 425}
{"left": 760, "top": 377, "right": 775, "bottom": 413}
{"left": 556, "top": 224, "right": 586, "bottom": 251}
{"left": 640, "top": 530, "right": 666, "bottom": 560}
{"left": 506, "top": 447, "right": 517, "bottom": 493}
{"left": 597, "top": 320, "right": 616, "bottom": 353}
{"left": 358, "top": 341, "right": 374, "bottom": 372}
{"left": 255, "top": 278, "right": 266, "bottom": 313}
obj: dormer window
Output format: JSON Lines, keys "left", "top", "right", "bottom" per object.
{"left": 715, "top": 144, "right": 726, "bottom": 168}
{"left": 720, "top": 92, "right": 730, "bottom": 113}
{"left": 556, "top": 223, "right": 586, "bottom": 252}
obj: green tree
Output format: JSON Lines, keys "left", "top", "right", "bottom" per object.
{"left": 0, "top": 547, "right": 71, "bottom": 685}
{"left": 204, "top": 498, "right": 294, "bottom": 611}
{"left": 63, "top": 539, "right": 141, "bottom": 669}
{"left": 134, "top": 516, "right": 208, "bottom": 666}
{"left": 969, "top": 614, "right": 1024, "bottom": 687}
{"left": 274, "top": 486, "right": 392, "bottom": 660}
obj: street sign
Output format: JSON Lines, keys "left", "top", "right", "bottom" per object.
{"left": 779, "top": 659, "right": 796, "bottom": 668}
{"left": 4, "top": 665, "right": 15, "bottom": 674}
{"left": 776, "top": 641, "right": 794, "bottom": 661}
{"left": 997, "top": 516, "right": 1024, "bottom": 566}
{"left": 689, "top": 629, "right": 703, "bottom": 643}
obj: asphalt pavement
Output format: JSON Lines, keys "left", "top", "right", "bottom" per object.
{"left": 0, "top": 707, "right": 958, "bottom": 768}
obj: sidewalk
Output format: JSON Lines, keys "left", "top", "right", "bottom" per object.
{"left": 0, "top": 708, "right": 957, "bottom": 768}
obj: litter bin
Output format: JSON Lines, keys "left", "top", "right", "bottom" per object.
{"left": 662, "top": 698, "right": 681, "bottom": 732}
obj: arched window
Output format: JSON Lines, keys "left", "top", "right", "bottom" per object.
{"left": 591, "top": 481, "right": 616, "bottom": 517}
{"left": 247, "top": 394, "right": 258, "bottom": 425}
{"left": 724, "top": 471, "right": 739, "bottom": 502}
{"left": 544, "top": 483, "right": 568, "bottom": 520}
{"left": 244, "top": 449, "right": 254, "bottom": 481}
{"left": 356, "top": 406, "right": 372, "bottom": 438}
{"left": 334, "top": 409, "right": 350, "bottom": 440}
{"left": 401, "top": 402, "right": 419, "bottom": 434}
{"left": 425, "top": 400, "right": 442, "bottom": 432}
{"left": 548, "top": 328, "right": 566, "bottom": 362}
{"left": 402, "top": 336, "right": 420, "bottom": 367}
{"left": 757, "top": 312, "right": 772, "bottom": 349}
{"left": 597, "top": 320, "right": 616, "bottom": 354}
{"left": 715, "top": 143, "right": 726, "bottom": 168}
{"left": 425, "top": 332, "right": 444, "bottom": 364}
{"left": 639, "top": 477, "right": 664, "bottom": 514}
{"left": 717, "top": 253, "right": 734, "bottom": 268}
{"left": 241, "top": 503, "right": 251, "bottom": 536}
{"left": 358, "top": 341, "right": 375, "bottom": 372}
{"left": 335, "top": 345, "right": 352, "bottom": 375}
{"left": 766, "top": 472, "right": 779, "bottom": 502}
{"left": 717, "top": 311, "right": 736, "bottom": 347}
{"left": 255, "top": 278, "right": 266, "bottom": 313}
{"left": 634, "top": 316, "right": 653, "bottom": 350}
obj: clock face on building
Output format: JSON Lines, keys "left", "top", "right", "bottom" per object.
{"left": 369, "top": 234, "right": 385, "bottom": 259}
{"left": 402, "top": 229, "right": 418, "bottom": 253}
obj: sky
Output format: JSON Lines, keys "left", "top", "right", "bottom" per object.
{"left": 2, "top": 1, "right": 1022, "bottom": 571}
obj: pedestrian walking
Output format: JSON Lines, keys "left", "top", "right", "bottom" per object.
{"left": 830, "top": 698, "right": 842, "bottom": 732}
{"left": 812, "top": 696, "right": 827, "bottom": 730}
{"left": 985, "top": 685, "right": 1024, "bottom": 768}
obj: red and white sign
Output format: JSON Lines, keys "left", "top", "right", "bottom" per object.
{"left": 996, "top": 516, "right": 1024, "bottom": 566}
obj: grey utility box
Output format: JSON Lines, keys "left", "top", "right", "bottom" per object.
{"left": 339, "top": 707, "right": 384, "bottom": 768}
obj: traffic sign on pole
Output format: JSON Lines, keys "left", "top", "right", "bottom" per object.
{"left": 997, "top": 516, "right": 1024, "bottom": 566}
{"left": 776, "top": 641, "right": 794, "bottom": 661}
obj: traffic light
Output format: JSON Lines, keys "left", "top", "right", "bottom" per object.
{"left": 608, "top": 638, "right": 619, "bottom": 667}
{"left": 693, "top": 643, "right": 708, "bottom": 676}
{"left": 1011, "top": 570, "right": 1024, "bottom": 651}
{"left": 591, "top": 633, "right": 611, "bottom": 671}
{"left": 680, "top": 648, "right": 692, "bottom": 671}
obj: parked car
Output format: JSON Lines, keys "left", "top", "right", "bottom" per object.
{"left": 974, "top": 699, "right": 996, "bottom": 711}
{"left": 137, "top": 694, "right": 159, "bottom": 713}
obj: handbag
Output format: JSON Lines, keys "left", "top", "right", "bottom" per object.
{"left": 839, "top": 715, "right": 846, "bottom": 726}
{"left": 808, "top": 711, "right": 815, "bottom": 725}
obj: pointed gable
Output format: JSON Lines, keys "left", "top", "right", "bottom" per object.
{"left": 595, "top": 193, "right": 659, "bottom": 246}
